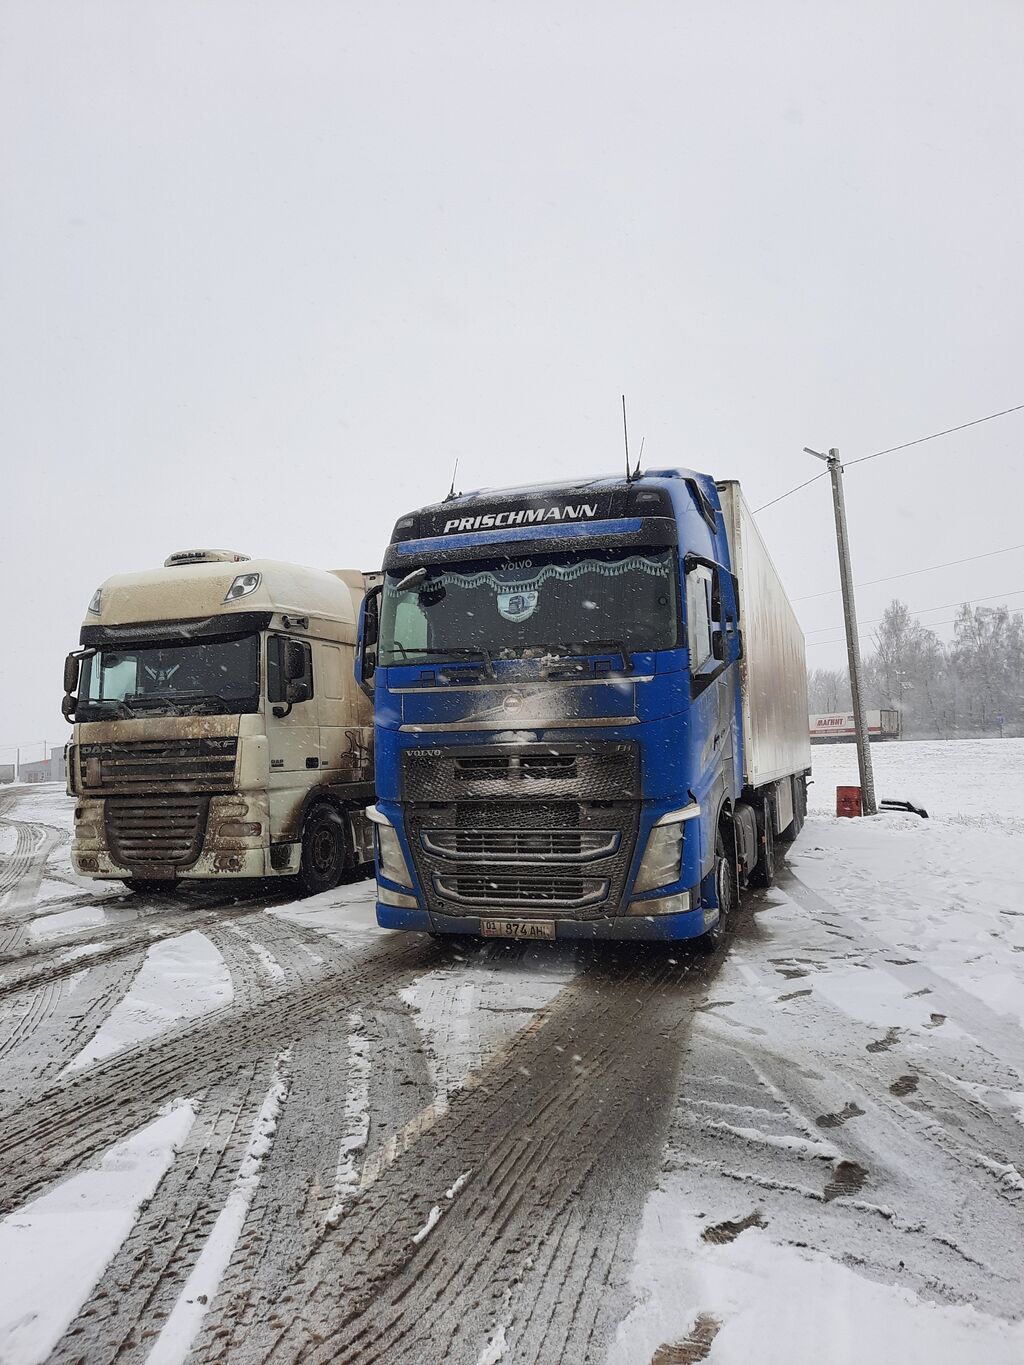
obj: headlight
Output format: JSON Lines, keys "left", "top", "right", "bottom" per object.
{"left": 378, "top": 885, "right": 419, "bottom": 908}
{"left": 627, "top": 890, "right": 694, "bottom": 916}
{"left": 633, "top": 803, "right": 700, "bottom": 894}
{"left": 87, "top": 588, "right": 103, "bottom": 614}
{"left": 224, "top": 572, "right": 262, "bottom": 602}
{"left": 371, "top": 821, "right": 412, "bottom": 887}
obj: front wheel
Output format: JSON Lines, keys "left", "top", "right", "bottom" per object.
{"left": 697, "top": 832, "right": 734, "bottom": 952}
{"left": 296, "top": 805, "right": 348, "bottom": 897}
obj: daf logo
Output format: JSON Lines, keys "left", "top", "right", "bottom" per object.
{"left": 501, "top": 692, "right": 523, "bottom": 714}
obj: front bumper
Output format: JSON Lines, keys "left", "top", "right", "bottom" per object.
{"left": 71, "top": 793, "right": 284, "bottom": 880}
{"left": 376, "top": 902, "right": 717, "bottom": 942}
{"left": 72, "top": 844, "right": 275, "bottom": 880}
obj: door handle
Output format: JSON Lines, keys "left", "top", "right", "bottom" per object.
{"left": 306, "top": 757, "right": 319, "bottom": 769}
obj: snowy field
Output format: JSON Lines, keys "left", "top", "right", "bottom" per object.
{"left": 0, "top": 745, "right": 1022, "bottom": 1364}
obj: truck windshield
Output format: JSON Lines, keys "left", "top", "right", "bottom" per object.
{"left": 379, "top": 548, "right": 679, "bottom": 666}
{"left": 76, "top": 633, "right": 260, "bottom": 718}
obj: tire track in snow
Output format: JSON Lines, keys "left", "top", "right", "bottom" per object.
{"left": 194, "top": 946, "right": 725, "bottom": 1365}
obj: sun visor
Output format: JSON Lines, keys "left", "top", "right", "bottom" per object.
{"left": 383, "top": 515, "right": 677, "bottom": 572}
{"left": 81, "top": 611, "right": 273, "bottom": 648}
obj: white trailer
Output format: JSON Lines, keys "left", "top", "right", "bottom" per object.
{"left": 810, "top": 709, "right": 901, "bottom": 743}
{"left": 718, "top": 481, "right": 812, "bottom": 825}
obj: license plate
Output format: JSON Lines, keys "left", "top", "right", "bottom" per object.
{"left": 480, "top": 917, "right": 556, "bottom": 940}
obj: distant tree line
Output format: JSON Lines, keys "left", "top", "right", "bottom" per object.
{"left": 807, "top": 600, "right": 1024, "bottom": 738}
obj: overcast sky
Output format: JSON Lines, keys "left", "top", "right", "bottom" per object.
{"left": 3, "top": 1, "right": 1023, "bottom": 758}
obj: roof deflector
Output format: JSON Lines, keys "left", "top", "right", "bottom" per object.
{"left": 685, "top": 479, "right": 718, "bottom": 531}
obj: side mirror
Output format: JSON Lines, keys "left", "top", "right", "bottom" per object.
{"left": 62, "top": 693, "right": 77, "bottom": 722}
{"left": 284, "top": 641, "right": 307, "bottom": 682}
{"left": 356, "top": 584, "right": 383, "bottom": 698}
{"left": 64, "top": 653, "right": 81, "bottom": 694}
{"left": 285, "top": 679, "right": 310, "bottom": 705}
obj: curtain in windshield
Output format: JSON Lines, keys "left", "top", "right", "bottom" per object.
{"left": 379, "top": 549, "right": 678, "bottom": 665}
{"left": 77, "top": 634, "right": 260, "bottom": 717}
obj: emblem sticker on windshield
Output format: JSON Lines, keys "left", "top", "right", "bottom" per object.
{"left": 497, "top": 590, "right": 539, "bottom": 622}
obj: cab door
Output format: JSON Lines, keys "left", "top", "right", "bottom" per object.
{"left": 266, "top": 635, "right": 319, "bottom": 840}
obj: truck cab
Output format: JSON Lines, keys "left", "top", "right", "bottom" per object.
{"left": 64, "top": 550, "right": 376, "bottom": 895}
{"left": 359, "top": 473, "right": 810, "bottom": 944}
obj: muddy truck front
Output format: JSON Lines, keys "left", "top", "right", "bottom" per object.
{"left": 358, "top": 472, "right": 810, "bottom": 945}
{"left": 63, "top": 550, "right": 376, "bottom": 895}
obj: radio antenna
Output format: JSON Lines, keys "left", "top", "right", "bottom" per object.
{"left": 622, "top": 395, "right": 631, "bottom": 481}
{"left": 633, "top": 436, "right": 645, "bottom": 481}
{"left": 443, "top": 457, "right": 460, "bottom": 502}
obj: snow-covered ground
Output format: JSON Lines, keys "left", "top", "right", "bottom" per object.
{"left": 1, "top": 748, "right": 1023, "bottom": 1364}
{"left": 66, "top": 932, "right": 233, "bottom": 1072}
{"left": 615, "top": 740, "right": 1024, "bottom": 1365}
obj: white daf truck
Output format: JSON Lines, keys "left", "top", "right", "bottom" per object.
{"left": 62, "top": 549, "right": 377, "bottom": 895}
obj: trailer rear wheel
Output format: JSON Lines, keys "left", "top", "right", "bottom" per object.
{"left": 297, "top": 805, "right": 347, "bottom": 897}
{"left": 749, "top": 800, "right": 776, "bottom": 887}
{"left": 697, "top": 832, "right": 733, "bottom": 952}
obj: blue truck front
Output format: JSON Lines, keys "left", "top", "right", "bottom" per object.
{"left": 361, "top": 472, "right": 745, "bottom": 943}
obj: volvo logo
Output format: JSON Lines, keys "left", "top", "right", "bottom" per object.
{"left": 501, "top": 692, "right": 523, "bottom": 714}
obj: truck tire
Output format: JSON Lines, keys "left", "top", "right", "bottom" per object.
{"left": 748, "top": 799, "right": 776, "bottom": 887}
{"left": 697, "top": 832, "right": 733, "bottom": 952}
{"left": 121, "top": 879, "right": 179, "bottom": 895}
{"left": 297, "top": 805, "right": 348, "bottom": 897}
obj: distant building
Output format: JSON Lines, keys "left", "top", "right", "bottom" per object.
{"left": 0, "top": 764, "right": 14, "bottom": 785}
{"left": 18, "top": 746, "right": 67, "bottom": 784}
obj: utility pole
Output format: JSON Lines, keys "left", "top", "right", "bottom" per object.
{"left": 805, "top": 446, "right": 877, "bottom": 815}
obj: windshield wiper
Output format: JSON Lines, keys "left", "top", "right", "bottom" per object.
{"left": 172, "top": 692, "right": 236, "bottom": 714}
{"left": 392, "top": 646, "right": 496, "bottom": 678}
{"left": 564, "top": 640, "right": 635, "bottom": 671}
{"left": 125, "top": 693, "right": 183, "bottom": 715}
{"left": 84, "top": 697, "right": 135, "bottom": 719}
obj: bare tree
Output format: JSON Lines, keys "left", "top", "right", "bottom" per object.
{"left": 807, "top": 668, "right": 851, "bottom": 713}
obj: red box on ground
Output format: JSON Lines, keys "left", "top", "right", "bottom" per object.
{"left": 836, "top": 785, "right": 863, "bottom": 818}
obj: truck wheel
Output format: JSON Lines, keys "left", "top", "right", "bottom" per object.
{"left": 697, "top": 832, "right": 733, "bottom": 952}
{"left": 121, "top": 879, "right": 179, "bottom": 896}
{"left": 749, "top": 800, "right": 776, "bottom": 887}
{"left": 297, "top": 805, "right": 347, "bottom": 897}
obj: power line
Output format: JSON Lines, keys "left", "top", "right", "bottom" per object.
{"left": 844, "top": 402, "right": 1024, "bottom": 468}
{"left": 754, "top": 401, "right": 1024, "bottom": 514}
{"left": 805, "top": 586, "right": 1024, "bottom": 638}
{"left": 806, "top": 617, "right": 959, "bottom": 649}
{"left": 754, "top": 470, "right": 827, "bottom": 514}
{"left": 793, "top": 539, "right": 1024, "bottom": 602}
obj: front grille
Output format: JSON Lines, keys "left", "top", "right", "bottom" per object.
{"left": 422, "top": 828, "right": 620, "bottom": 863}
{"left": 433, "top": 873, "right": 609, "bottom": 909}
{"left": 453, "top": 754, "right": 577, "bottom": 780}
{"left": 79, "top": 738, "right": 237, "bottom": 793}
{"left": 403, "top": 741, "right": 640, "bottom": 920}
{"left": 455, "top": 802, "right": 578, "bottom": 829}
{"left": 402, "top": 741, "right": 638, "bottom": 803}
{"left": 105, "top": 797, "right": 208, "bottom": 868}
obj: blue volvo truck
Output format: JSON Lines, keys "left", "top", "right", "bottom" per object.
{"left": 357, "top": 471, "right": 811, "bottom": 947}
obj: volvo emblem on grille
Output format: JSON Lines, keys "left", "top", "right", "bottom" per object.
{"left": 501, "top": 693, "right": 523, "bottom": 714}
